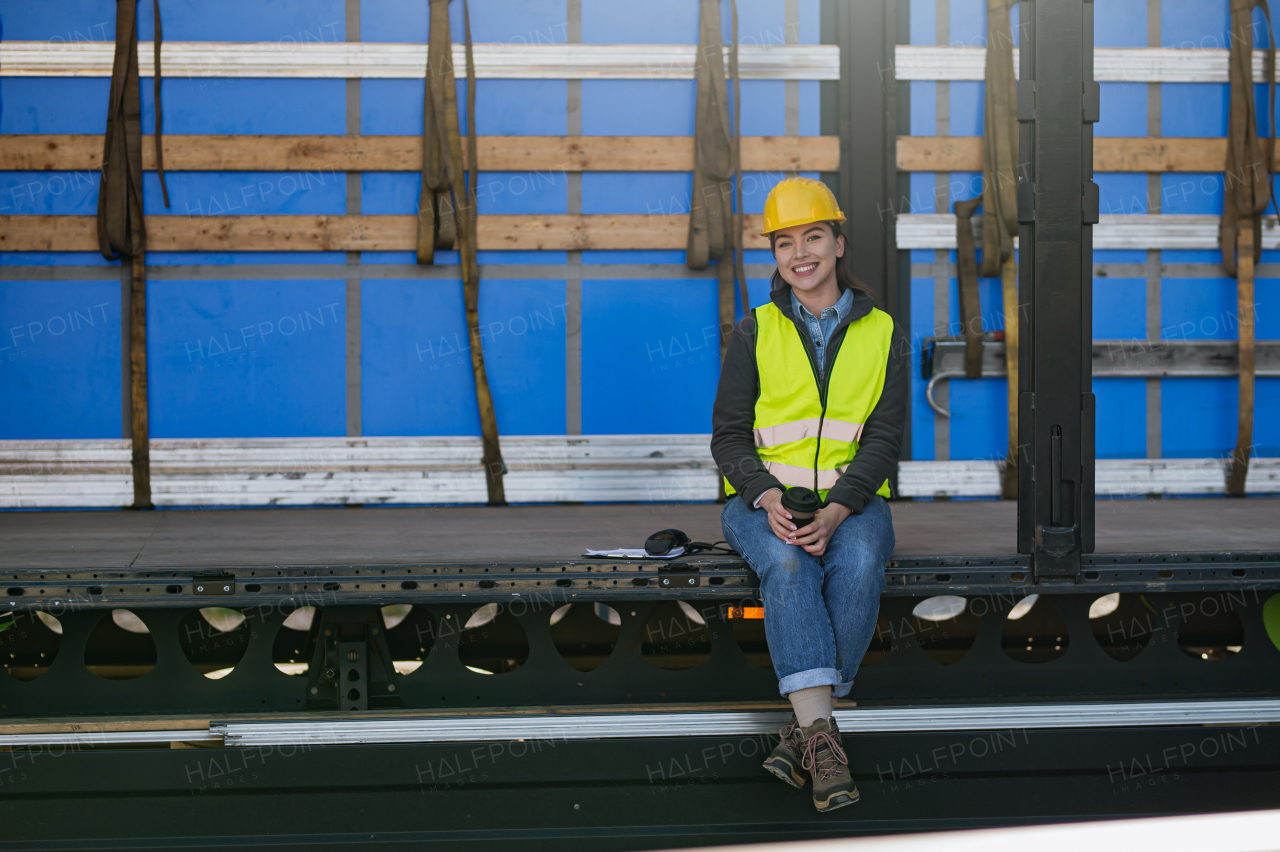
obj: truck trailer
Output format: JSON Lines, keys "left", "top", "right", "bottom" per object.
{"left": 0, "top": 0, "right": 1278, "bottom": 848}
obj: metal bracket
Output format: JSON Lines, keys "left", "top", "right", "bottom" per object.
{"left": 657, "top": 562, "right": 700, "bottom": 589}
{"left": 1017, "top": 80, "right": 1036, "bottom": 121}
{"left": 337, "top": 639, "right": 369, "bottom": 711}
{"left": 193, "top": 573, "right": 235, "bottom": 596}
{"left": 305, "top": 608, "right": 401, "bottom": 712}
{"left": 1082, "top": 81, "right": 1101, "bottom": 123}
{"left": 1017, "top": 180, "right": 1036, "bottom": 223}
{"left": 1081, "top": 181, "right": 1099, "bottom": 224}
{"left": 923, "top": 337, "right": 1280, "bottom": 417}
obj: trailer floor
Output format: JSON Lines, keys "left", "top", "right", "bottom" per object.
{"left": 2, "top": 497, "right": 1277, "bottom": 568}
{"left": 0, "top": 500, "right": 1277, "bottom": 849}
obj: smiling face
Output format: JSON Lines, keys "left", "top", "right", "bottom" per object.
{"left": 771, "top": 222, "right": 844, "bottom": 295}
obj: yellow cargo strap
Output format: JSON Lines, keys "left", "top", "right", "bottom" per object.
{"left": 688, "top": 0, "right": 747, "bottom": 360}
{"left": 417, "top": 0, "right": 507, "bottom": 505}
{"left": 98, "top": 0, "right": 169, "bottom": 510}
{"left": 1221, "top": 0, "right": 1275, "bottom": 496}
{"left": 953, "top": 0, "right": 1019, "bottom": 499}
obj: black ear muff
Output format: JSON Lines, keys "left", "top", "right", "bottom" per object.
{"left": 644, "top": 528, "right": 691, "bottom": 556}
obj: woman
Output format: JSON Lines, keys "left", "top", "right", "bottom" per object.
{"left": 711, "top": 177, "right": 907, "bottom": 813}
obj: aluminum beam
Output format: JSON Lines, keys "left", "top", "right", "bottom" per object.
{"left": 922, "top": 338, "right": 1280, "bottom": 417}
{"left": 213, "top": 699, "right": 1280, "bottom": 746}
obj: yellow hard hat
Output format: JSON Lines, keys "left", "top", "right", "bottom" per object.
{"left": 761, "top": 177, "right": 845, "bottom": 236}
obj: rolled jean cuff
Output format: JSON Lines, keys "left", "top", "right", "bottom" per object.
{"left": 832, "top": 679, "right": 854, "bottom": 699}
{"left": 777, "top": 667, "right": 840, "bottom": 696}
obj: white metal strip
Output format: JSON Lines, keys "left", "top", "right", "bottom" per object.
{"left": 894, "top": 45, "right": 1258, "bottom": 83}
{"left": 2, "top": 441, "right": 1278, "bottom": 507}
{"left": 898, "top": 458, "right": 1280, "bottom": 498}
{"left": 0, "top": 436, "right": 720, "bottom": 508}
{"left": 897, "top": 214, "right": 1280, "bottom": 251}
{"left": 0, "top": 42, "right": 838, "bottom": 80}
{"left": 215, "top": 699, "right": 1280, "bottom": 746}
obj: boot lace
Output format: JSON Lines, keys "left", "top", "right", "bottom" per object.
{"left": 801, "top": 730, "right": 848, "bottom": 782}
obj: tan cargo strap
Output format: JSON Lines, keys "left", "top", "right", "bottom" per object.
{"left": 953, "top": 0, "right": 1019, "bottom": 499}
{"left": 953, "top": 196, "right": 984, "bottom": 379}
{"left": 1222, "top": 0, "right": 1274, "bottom": 496}
{"left": 416, "top": 0, "right": 506, "bottom": 505}
{"left": 417, "top": 0, "right": 457, "bottom": 262}
{"left": 152, "top": 0, "right": 169, "bottom": 208}
{"left": 98, "top": 0, "right": 169, "bottom": 510}
{"left": 414, "top": 0, "right": 504, "bottom": 501}
{"left": 688, "top": 0, "right": 746, "bottom": 361}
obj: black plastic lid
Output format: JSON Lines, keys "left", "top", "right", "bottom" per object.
{"left": 780, "top": 486, "right": 822, "bottom": 514}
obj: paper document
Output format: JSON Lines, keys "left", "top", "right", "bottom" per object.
{"left": 583, "top": 547, "right": 686, "bottom": 559}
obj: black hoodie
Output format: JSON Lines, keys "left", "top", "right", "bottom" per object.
{"left": 710, "top": 283, "right": 909, "bottom": 514}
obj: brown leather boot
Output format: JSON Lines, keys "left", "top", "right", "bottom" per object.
{"left": 761, "top": 713, "right": 806, "bottom": 788}
{"left": 798, "top": 717, "right": 858, "bottom": 812}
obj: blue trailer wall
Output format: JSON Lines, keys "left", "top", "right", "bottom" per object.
{"left": 1, "top": 0, "right": 821, "bottom": 447}
{"left": 907, "top": 0, "right": 1280, "bottom": 462}
{"left": 1, "top": 0, "right": 1276, "bottom": 501}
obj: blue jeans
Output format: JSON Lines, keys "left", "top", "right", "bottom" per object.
{"left": 721, "top": 494, "right": 893, "bottom": 698}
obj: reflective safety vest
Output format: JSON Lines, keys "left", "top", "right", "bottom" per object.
{"left": 726, "top": 299, "right": 894, "bottom": 501}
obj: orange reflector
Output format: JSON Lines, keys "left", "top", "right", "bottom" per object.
{"left": 727, "top": 606, "right": 765, "bottom": 619}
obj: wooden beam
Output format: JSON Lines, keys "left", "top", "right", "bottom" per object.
{"left": 0, "top": 214, "right": 771, "bottom": 252}
{"left": 1, "top": 135, "right": 840, "bottom": 173}
{"left": 1093, "top": 138, "right": 1229, "bottom": 173}
{"left": 895, "top": 136, "right": 984, "bottom": 172}
{"left": 895, "top": 135, "right": 1240, "bottom": 173}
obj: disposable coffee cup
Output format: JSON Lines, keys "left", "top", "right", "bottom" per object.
{"left": 780, "top": 487, "right": 823, "bottom": 530}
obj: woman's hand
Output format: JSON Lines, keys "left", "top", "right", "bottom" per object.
{"left": 788, "top": 502, "right": 851, "bottom": 556}
{"left": 758, "top": 490, "right": 798, "bottom": 542}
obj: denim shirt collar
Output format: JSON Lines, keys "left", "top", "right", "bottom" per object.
{"left": 790, "top": 286, "right": 854, "bottom": 326}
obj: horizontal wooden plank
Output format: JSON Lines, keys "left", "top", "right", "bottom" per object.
{"left": 1, "top": 135, "right": 840, "bottom": 173}
{"left": 896, "top": 136, "right": 983, "bottom": 172}
{"left": 1, "top": 41, "right": 839, "bottom": 80}
{"left": 893, "top": 45, "right": 1261, "bottom": 83}
{"left": 896, "top": 136, "right": 1240, "bottom": 173}
{"left": 0, "top": 214, "right": 771, "bottom": 251}
{"left": 1093, "top": 138, "right": 1230, "bottom": 173}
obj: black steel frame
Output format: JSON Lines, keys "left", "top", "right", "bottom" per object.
{"left": 2, "top": 554, "right": 1279, "bottom": 612}
{"left": 1016, "top": 0, "right": 1100, "bottom": 574}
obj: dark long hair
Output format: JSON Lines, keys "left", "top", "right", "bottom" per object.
{"left": 768, "top": 221, "right": 876, "bottom": 302}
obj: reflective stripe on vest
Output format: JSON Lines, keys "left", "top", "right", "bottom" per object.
{"left": 726, "top": 298, "right": 893, "bottom": 502}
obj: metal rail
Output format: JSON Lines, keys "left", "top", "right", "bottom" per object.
{"left": 212, "top": 699, "right": 1280, "bottom": 746}
{"left": 3, "top": 552, "right": 1279, "bottom": 611}
{"left": 0, "top": 729, "right": 220, "bottom": 747}
{"left": 923, "top": 337, "right": 1280, "bottom": 417}
{"left": 7, "top": 698, "right": 1268, "bottom": 748}
{"left": 6, "top": 554, "right": 1280, "bottom": 609}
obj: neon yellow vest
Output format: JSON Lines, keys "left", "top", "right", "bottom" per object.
{"left": 725, "top": 298, "right": 894, "bottom": 502}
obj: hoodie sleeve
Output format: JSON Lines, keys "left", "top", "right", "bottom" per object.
{"left": 825, "top": 321, "right": 909, "bottom": 514}
{"left": 711, "top": 314, "right": 784, "bottom": 507}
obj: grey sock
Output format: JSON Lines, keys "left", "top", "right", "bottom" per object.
{"left": 788, "top": 685, "right": 834, "bottom": 728}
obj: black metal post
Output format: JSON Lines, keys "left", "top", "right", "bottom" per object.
{"left": 1016, "top": 0, "right": 1098, "bottom": 577}
{"left": 834, "top": 0, "right": 899, "bottom": 318}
